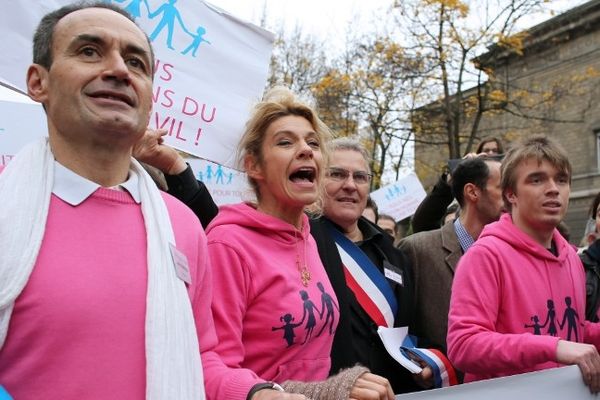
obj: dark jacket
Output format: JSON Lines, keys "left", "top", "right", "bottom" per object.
{"left": 310, "top": 216, "right": 419, "bottom": 394}
{"left": 411, "top": 173, "right": 453, "bottom": 233}
{"left": 580, "top": 240, "right": 600, "bottom": 322}
{"left": 165, "top": 164, "right": 218, "bottom": 229}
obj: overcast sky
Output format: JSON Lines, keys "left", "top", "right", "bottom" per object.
{"left": 208, "top": 0, "right": 589, "bottom": 46}
{"left": 0, "top": 0, "right": 588, "bottom": 102}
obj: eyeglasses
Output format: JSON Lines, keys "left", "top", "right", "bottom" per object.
{"left": 327, "top": 167, "right": 372, "bottom": 185}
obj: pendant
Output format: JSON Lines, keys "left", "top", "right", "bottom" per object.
{"left": 300, "top": 267, "right": 311, "bottom": 287}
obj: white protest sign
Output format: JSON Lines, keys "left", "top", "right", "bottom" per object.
{"left": 395, "top": 365, "right": 592, "bottom": 399}
{"left": 185, "top": 157, "right": 248, "bottom": 206}
{"left": 0, "top": 0, "right": 274, "bottom": 168}
{"left": 0, "top": 95, "right": 47, "bottom": 166}
{"left": 370, "top": 173, "right": 427, "bottom": 221}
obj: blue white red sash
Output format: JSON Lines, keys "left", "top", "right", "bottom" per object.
{"left": 329, "top": 226, "right": 398, "bottom": 327}
{"left": 401, "top": 335, "right": 458, "bottom": 388}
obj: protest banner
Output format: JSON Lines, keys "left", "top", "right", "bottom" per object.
{"left": 395, "top": 365, "right": 592, "bottom": 400}
{"left": 0, "top": 84, "right": 245, "bottom": 206}
{"left": 0, "top": 87, "right": 47, "bottom": 166}
{"left": 369, "top": 173, "right": 427, "bottom": 221}
{"left": 185, "top": 157, "right": 248, "bottom": 206}
{"left": 0, "top": 0, "right": 274, "bottom": 168}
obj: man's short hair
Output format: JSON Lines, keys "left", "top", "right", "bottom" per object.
{"left": 500, "top": 135, "right": 571, "bottom": 211}
{"left": 451, "top": 158, "right": 490, "bottom": 207}
{"left": 378, "top": 213, "right": 395, "bottom": 224}
{"left": 33, "top": 1, "right": 154, "bottom": 72}
{"left": 365, "top": 195, "right": 379, "bottom": 221}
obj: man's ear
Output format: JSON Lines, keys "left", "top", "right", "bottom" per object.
{"left": 505, "top": 187, "right": 517, "bottom": 205}
{"left": 463, "top": 182, "right": 479, "bottom": 203}
{"left": 244, "top": 153, "right": 263, "bottom": 181}
{"left": 26, "top": 64, "right": 49, "bottom": 104}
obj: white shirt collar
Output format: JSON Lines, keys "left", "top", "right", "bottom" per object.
{"left": 53, "top": 160, "right": 141, "bottom": 205}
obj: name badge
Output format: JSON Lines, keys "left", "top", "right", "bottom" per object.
{"left": 383, "top": 261, "right": 404, "bottom": 286}
{"left": 169, "top": 243, "right": 191, "bottom": 284}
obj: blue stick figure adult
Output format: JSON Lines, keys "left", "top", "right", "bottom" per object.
{"left": 298, "top": 290, "right": 321, "bottom": 345}
{"left": 214, "top": 164, "right": 224, "bottom": 185}
{"left": 181, "top": 26, "right": 211, "bottom": 57}
{"left": 111, "top": 0, "right": 149, "bottom": 19}
{"left": 148, "top": 0, "right": 188, "bottom": 50}
{"left": 205, "top": 164, "right": 213, "bottom": 184}
{"left": 316, "top": 282, "right": 338, "bottom": 337}
{"left": 272, "top": 313, "right": 303, "bottom": 347}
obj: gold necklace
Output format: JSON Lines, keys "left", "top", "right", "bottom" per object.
{"left": 295, "top": 228, "right": 311, "bottom": 287}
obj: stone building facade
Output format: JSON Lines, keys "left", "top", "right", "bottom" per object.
{"left": 414, "top": 0, "right": 600, "bottom": 243}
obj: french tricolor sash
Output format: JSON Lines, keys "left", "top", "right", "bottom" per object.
{"left": 401, "top": 335, "right": 458, "bottom": 388}
{"left": 329, "top": 226, "right": 398, "bottom": 327}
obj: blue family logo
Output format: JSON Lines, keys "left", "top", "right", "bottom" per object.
{"left": 384, "top": 184, "right": 407, "bottom": 201}
{"left": 197, "top": 164, "right": 235, "bottom": 186}
{"left": 107, "top": 0, "right": 211, "bottom": 57}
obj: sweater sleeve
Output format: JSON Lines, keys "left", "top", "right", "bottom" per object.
{"left": 447, "top": 245, "right": 559, "bottom": 375}
{"left": 282, "top": 365, "right": 369, "bottom": 399}
{"left": 196, "top": 237, "right": 264, "bottom": 400}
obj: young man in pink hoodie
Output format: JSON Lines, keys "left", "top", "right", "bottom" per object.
{"left": 447, "top": 135, "right": 600, "bottom": 392}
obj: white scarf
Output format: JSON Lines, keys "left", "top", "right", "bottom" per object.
{"left": 0, "top": 138, "right": 205, "bottom": 400}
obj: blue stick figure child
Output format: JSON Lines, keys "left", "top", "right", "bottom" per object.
{"left": 181, "top": 26, "right": 211, "bottom": 57}
{"left": 272, "top": 313, "right": 302, "bottom": 347}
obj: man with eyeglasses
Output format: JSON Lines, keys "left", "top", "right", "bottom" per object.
{"left": 308, "top": 137, "right": 431, "bottom": 394}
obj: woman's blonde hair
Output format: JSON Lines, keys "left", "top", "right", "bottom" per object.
{"left": 238, "top": 86, "right": 333, "bottom": 212}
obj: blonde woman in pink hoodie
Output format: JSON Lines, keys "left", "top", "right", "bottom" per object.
{"left": 203, "top": 87, "right": 394, "bottom": 400}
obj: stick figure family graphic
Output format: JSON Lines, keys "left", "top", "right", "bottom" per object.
{"left": 524, "top": 297, "right": 585, "bottom": 341}
{"left": 272, "top": 282, "right": 339, "bottom": 347}
{"left": 196, "top": 164, "right": 234, "bottom": 185}
{"left": 107, "top": 0, "right": 211, "bottom": 57}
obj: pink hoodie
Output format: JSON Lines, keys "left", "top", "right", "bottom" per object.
{"left": 204, "top": 203, "right": 339, "bottom": 399}
{"left": 447, "top": 213, "right": 600, "bottom": 382}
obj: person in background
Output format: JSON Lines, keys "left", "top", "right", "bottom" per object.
{"left": 377, "top": 213, "right": 397, "bottom": 241}
{"left": 362, "top": 195, "right": 378, "bottom": 223}
{"left": 580, "top": 191, "right": 600, "bottom": 322}
{"left": 412, "top": 138, "right": 505, "bottom": 234}
{"left": 204, "top": 88, "right": 394, "bottom": 400}
{"left": 475, "top": 135, "right": 504, "bottom": 156}
{"left": 447, "top": 136, "right": 600, "bottom": 392}
{"left": 310, "top": 137, "right": 431, "bottom": 394}
{"left": 398, "top": 157, "right": 503, "bottom": 383}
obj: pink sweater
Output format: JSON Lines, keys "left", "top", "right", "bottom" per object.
{"left": 447, "top": 213, "right": 600, "bottom": 382}
{"left": 0, "top": 188, "right": 226, "bottom": 399}
{"left": 204, "top": 203, "right": 339, "bottom": 400}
